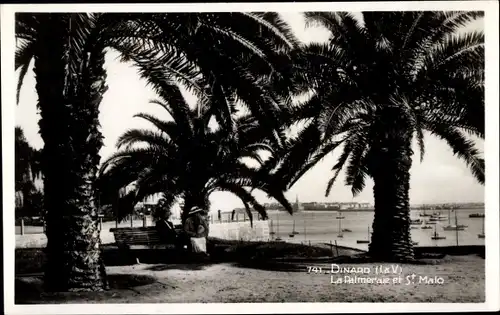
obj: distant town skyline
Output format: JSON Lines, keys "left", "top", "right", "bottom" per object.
{"left": 15, "top": 12, "right": 485, "bottom": 212}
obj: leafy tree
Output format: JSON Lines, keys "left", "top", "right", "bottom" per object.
{"left": 15, "top": 126, "right": 43, "bottom": 217}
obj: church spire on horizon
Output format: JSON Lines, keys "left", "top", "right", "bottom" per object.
{"left": 294, "top": 194, "right": 303, "bottom": 212}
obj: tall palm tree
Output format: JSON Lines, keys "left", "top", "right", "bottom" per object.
{"left": 15, "top": 12, "right": 297, "bottom": 291}
{"left": 274, "top": 11, "right": 484, "bottom": 261}
{"left": 97, "top": 81, "right": 293, "bottom": 227}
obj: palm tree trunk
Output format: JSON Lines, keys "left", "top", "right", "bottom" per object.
{"left": 368, "top": 132, "right": 415, "bottom": 262}
{"left": 34, "top": 14, "right": 108, "bottom": 291}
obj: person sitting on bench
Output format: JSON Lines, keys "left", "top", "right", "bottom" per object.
{"left": 155, "top": 209, "right": 177, "bottom": 243}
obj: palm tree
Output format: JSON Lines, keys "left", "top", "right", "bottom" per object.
{"left": 274, "top": 11, "right": 484, "bottom": 261}
{"left": 15, "top": 12, "right": 297, "bottom": 291}
{"left": 97, "top": 81, "right": 293, "bottom": 228}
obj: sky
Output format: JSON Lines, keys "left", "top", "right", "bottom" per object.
{"left": 15, "top": 12, "right": 485, "bottom": 212}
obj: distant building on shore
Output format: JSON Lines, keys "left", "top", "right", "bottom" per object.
{"left": 292, "top": 195, "right": 304, "bottom": 213}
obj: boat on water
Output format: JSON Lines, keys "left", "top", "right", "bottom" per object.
{"left": 419, "top": 209, "right": 431, "bottom": 217}
{"left": 337, "top": 215, "right": 344, "bottom": 238}
{"left": 431, "top": 225, "right": 446, "bottom": 240}
{"left": 428, "top": 216, "right": 447, "bottom": 222}
{"left": 443, "top": 208, "right": 467, "bottom": 231}
{"left": 425, "top": 221, "right": 437, "bottom": 225}
{"left": 469, "top": 213, "right": 485, "bottom": 218}
{"left": 356, "top": 226, "right": 370, "bottom": 244}
{"left": 443, "top": 225, "right": 466, "bottom": 231}
{"left": 336, "top": 212, "right": 345, "bottom": 219}
{"left": 275, "top": 212, "right": 282, "bottom": 241}
{"left": 289, "top": 220, "right": 300, "bottom": 237}
{"left": 412, "top": 241, "right": 419, "bottom": 245}
{"left": 410, "top": 226, "right": 419, "bottom": 229}
{"left": 419, "top": 207, "right": 433, "bottom": 217}
{"left": 421, "top": 225, "right": 433, "bottom": 229}
{"left": 478, "top": 216, "right": 485, "bottom": 239}
{"left": 431, "top": 232, "right": 446, "bottom": 240}
{"left": 410, "top": 218, "right": 423, "bottom": 225}
{"left": 342, "top": 228, "right": 352, "bottom": 232}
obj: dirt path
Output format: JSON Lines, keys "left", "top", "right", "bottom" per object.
{"left": 16, "top": 255, "right": 484, "bottom": 303}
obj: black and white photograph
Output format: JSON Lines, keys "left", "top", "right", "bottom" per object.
{"left": 2, "top": 1, "right": 499, "bottom": 314}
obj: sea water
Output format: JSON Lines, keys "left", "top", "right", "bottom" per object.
{"left": 266, "top": 209, "right": 486, "bottom": 251}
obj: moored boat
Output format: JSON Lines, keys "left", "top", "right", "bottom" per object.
{"left": 431, "top": 232, "right": 446, "bottom": 240}
{"left": 356, "top": 226, "right": 370, "bottom": 244}
{"left": 289, "top": 220, "right": 300, "bottom": 237}
{"left": 431, "top": 225, "right": 446, "bottom": 240}
{"left": 469, "top": 213, "right": 485, "bottom": 218}
{"left": 478, "top": 216, "right": 485, "bottom": 238}
{"left": 443, "top": 225, "right": 466, "bottom": 231}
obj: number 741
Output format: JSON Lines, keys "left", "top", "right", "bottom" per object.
{"left": 307, "top": 266, "right": 323, "bottom": 273}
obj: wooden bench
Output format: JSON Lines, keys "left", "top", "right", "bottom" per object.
{"left": 110, "top": 226, "right": 185, "bottom": 263}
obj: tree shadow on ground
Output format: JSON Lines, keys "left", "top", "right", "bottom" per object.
{"left": 230, "top": 253, "right": 444, "bottom": 273}
{"left": 15, "top": 274, "right": 159, "bottom": 304}
{"left": 145, "top": 262, "right": 215, "bottom": 271}
{"left": 108, "top": 274, "right": 157, "bottom": 289}
{"left": 16, "top": 274, "right": 156, "bottom": 291}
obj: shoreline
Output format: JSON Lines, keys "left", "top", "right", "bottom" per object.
{"left": 296, "top": 208, "right": 485, "bottom": 212}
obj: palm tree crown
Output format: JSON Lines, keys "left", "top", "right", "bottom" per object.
{"left": 97, "top": 81, "right": 293, "bottom": 225}
{"left": 281, "top": 11, "right": 484, "bottom": 194}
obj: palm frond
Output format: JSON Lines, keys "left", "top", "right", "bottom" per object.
{"left": 115, "top": 129, "right": 170, "bottom": 151}
{"left": 15, "top": 40, "right": 35, "bottom": 104}
{"left": 325, "top": 140, "right": 354, "bottom": 197}
{"left": 344, "top": 134, "right": 370, "bottom": 196}
{"left": 415, "top": 126, "right": 425, "bottom": 162}
{"left": 426, "top": 124, "right": 484, "bottom": 184}
{"left": 240, "top": 12, "right": 298, "bottom": 51}
{"left": 133, "top": 112, "right": 180, "bottom": 138}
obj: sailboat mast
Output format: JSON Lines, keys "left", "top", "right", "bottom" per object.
{"left": 304, "top": 216, "right": 307, "bottom": 241}
{"left": 455, "top": 209, "right": 459, "bottom": 246}
{"left": 277, "top": 211, "right": 280, "bottom": 235}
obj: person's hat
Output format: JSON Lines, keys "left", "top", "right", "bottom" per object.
{"left": 188, "top": 206, "right": 204, "bottom": 215}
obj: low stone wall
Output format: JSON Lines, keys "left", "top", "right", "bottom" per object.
{"left": 208, "top": 220, "right": 269, "bottom": 241}
{"left": 15, "top": 220, "right": 269, "bottom": 248}
{"left": 15, "top": 231, "right": 116, "bottom": 249}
